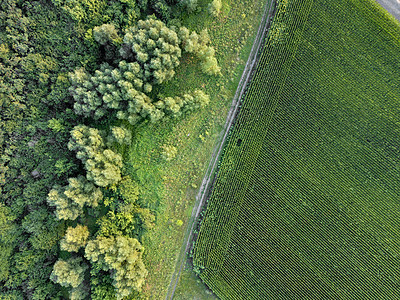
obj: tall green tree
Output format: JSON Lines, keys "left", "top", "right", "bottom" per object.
{"left": 68, "top": 125, "right": 123, "bottom": 187}
{"left": 50, "top": 257, "right": 89, "bottom": 300}
{"left": 47, "top": 175, "right": 103, "bottom": 220}
{"left": 85, "top": 235, "right": 148, "bottom": 299}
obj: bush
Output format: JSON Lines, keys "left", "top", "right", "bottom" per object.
{"left": 208, "top": 0, "right": 222, "bottom": 16}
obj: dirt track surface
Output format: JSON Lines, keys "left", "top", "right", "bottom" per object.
{"left": 375, "top": 0, "right": 400, "bottom": 21}
{"left": 164, "top": 1, "right": 276, "bottom": 299}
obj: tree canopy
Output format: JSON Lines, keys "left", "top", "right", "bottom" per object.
{"left": 85, "top": 235, "right": 148, "bottom": 299}
{"left": 68, "top": 125, "right": 123, "bottom": 187}
{"left": 60, "top": 224, "right": 90, "bottom": 252}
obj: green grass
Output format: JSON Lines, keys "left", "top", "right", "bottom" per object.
{"left": 193, "top": 0, "right": 400, "bottom": 298}
{"left": 173, "top": 267, "right": 217, "bottom": 300}
{"left": 119, "top": 0, "right": 268, "bottom": 298}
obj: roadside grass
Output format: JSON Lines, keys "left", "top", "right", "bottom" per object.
{"left": 119, "top": 0, "right": 268, "bottom": 298}
{"left": 173, "top": 267, "right": 217, "bottom": 300}
{"left": 193, "top": 0, "right": 400, "bottom": 299}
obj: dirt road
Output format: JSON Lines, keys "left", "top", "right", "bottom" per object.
{"left": 164, "top": 1, "right": 276, "bottom": 299}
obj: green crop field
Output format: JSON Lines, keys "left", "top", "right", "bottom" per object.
{"left": 193, "top": 0, "right": 400, "bottom": 298}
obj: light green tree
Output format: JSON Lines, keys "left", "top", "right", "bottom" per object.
{"left": 85, "top": 235, "right": 148, "bottom": 299}
{"left": 50, "top": 257, "right": 89, "bottom": 300}
{"left": 85, "top": 149, "right": 123, "bottom": 187}
{"left": 208, "top": 0, "right": 222, "bottom": 16}
{"left": 120, "top": 18, "right": 181, "bottom": 84}
{"left": 107, "top": 126, "right": 132, "bottom": 146}
{"left": 93, "top": 24, "right": 121, "bottom": 45}
{"left": 47, "top": 175, "right": 103, "bottom": 220}
{"left": 64, "top": 175, "right": 103, "bottom": 208}
{"left": 47, "top": 186, "right": 82, "bottom": 220}
{"left": 68, "top": 125, "right": 104, "bottom": 161}
{"left": 68, "top": 125, "right": 123, "bottom": 187}
{"left": 60, "top": 224, "right": 90, "bottom": 252}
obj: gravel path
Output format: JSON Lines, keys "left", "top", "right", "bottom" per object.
{"left": 164, "top": 1, "right": 276, "bottom": 299}
{"left": 375, "top": 0, "right": 400, "bottom": 21}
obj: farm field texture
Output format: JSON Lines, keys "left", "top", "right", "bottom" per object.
{"left": 193, "top": 0, "right": 400, "bottom": 298}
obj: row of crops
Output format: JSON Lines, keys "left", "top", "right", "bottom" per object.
{"left": 193, "top": 0, "right": 400, "bottom": 298}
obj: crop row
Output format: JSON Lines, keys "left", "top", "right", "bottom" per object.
{"left": 193, "top": 0, "right": 315, "bottom": 295}
{"left": 193, "top": 0, "right": 400, "bottom": 299}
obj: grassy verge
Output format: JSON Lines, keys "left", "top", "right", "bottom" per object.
{"left": 173, "top": 267, "right": 217, "bottom": 300}
{"left": 120, "top": 0, "right": 268, "bottom": 298}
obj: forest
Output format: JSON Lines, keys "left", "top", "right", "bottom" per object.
{"left": 0, "top": 0, "right": 223, "bottom": 299}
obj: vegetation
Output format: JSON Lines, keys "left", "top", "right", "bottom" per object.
{"left": 208, "top": 0, "right": 222, "bottom": 17}
{"left": 85, "top": 235, "right": 147, "bottom": 299}
{"left": 3, "top": 0, "right": 362, "bottom": 298}
{"left": 193, "top": 0, "right": 400, "bottom": 298}
{"left": 0, "top": 0, "right": 222, "bottom": 298}
{"left": 126, "top": 0, "right": 270, "bottom": 297}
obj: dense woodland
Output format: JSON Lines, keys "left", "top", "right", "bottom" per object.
{"left": 0, "top": 0, "right": 222, "bottom": 298}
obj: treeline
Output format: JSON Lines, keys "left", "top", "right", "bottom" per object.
{"left": 0, "top": 0, "right": 220, "bottom": 299}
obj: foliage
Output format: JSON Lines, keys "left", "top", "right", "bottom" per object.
{"left": 180, "top": 0, "right": 198, "bottom": 13}
{"left": 50, "top": 257, "right": 89, "bottom": 299}
{"left": 0, "top": 0, "right": 219, "bottom": 297}
{"left": 0, "top": 204, "right": 18, "bottom": 282}
{"left": 161, "top": 144, "right": 177, "bottom": 161}
{"left": 51, "top": 0, "right": 189, "bottom": 26}
{"left": 97, "top": 176, "right": 155, "bottom": 236}
{"left": 208, "top": 0, "right": 222, "bottom": 17}
{"left": 85, "top": 235, "right": 148, "bottom": 299}
{"left": 68, "top": 125, "right": 123, "bottom": 186}
{"left": 60, "top": 224, "right": 90, "bottom": 252}
{"left": 50, "top": 0, "right": 139, "bottom": 28}
{"left": 0, "top": 0, "right": 97, "bottom": 294}
{"left": 47, "top": 175, "right": 103, "bottom": 220}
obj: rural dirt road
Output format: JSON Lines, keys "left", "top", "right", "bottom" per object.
{"left": 164, "top": 0, "right": 276, "bottom": 299}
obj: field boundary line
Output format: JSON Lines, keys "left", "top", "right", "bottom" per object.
{"left": 165, "top": 0, "right": 277, "bottom": 298}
